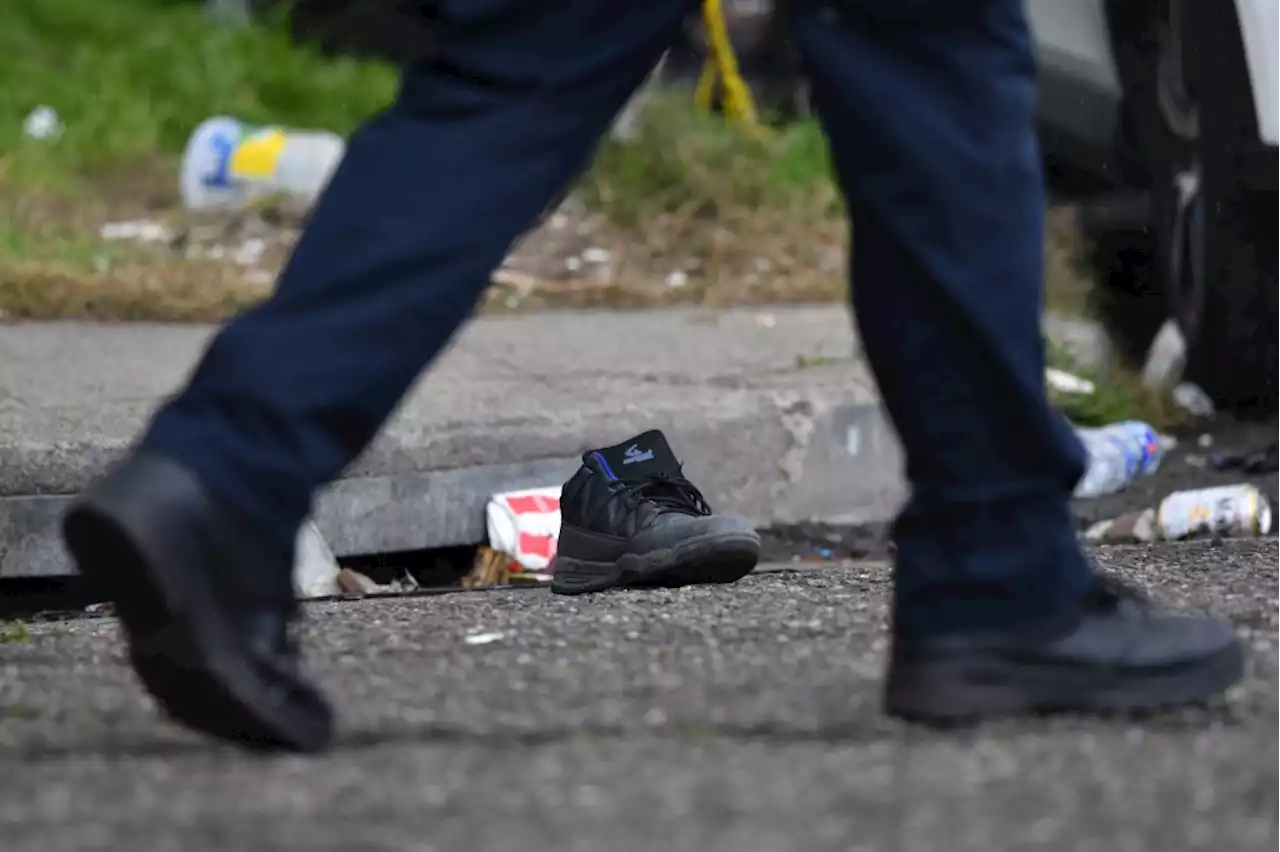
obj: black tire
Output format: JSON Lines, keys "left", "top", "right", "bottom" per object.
{"left": 1084, "top": 225, "right": 1168, "bottom": 367}
{"left": 1077, "top": 3, "right": 1176, "bottom": 373}
{"left": 1097, "top": 0, "right": 1277, "bottom": 416}
{"left": 1180, "top": 0, "right": 1278, "bottom": 417}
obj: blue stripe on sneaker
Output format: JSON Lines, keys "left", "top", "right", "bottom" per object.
{"left": 593, "top": 451, "right": 619, "bottom": 480}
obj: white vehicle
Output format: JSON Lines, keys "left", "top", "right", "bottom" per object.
{"left": 1030, "top": 0, "right": 1278, "bottom": 415}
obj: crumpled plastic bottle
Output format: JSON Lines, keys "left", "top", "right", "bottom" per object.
{"left": 1073, "top": 420, "right": 1172, "bottom": 499}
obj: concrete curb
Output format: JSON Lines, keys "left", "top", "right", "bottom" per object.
{"left": 0, "top": 399, "right": 904, "bottom": 578}
{"left": 0, "top": 309, "right": 908, "bottom": 578}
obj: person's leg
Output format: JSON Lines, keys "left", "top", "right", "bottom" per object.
{"left": 787, "top": 0, "right": 1092, "bottom": 635}
{"left": 63, "top": 0, "right": 696, "bottom": 751}
{"left": 140, "top": 0, "right": 694, "bottom": 555}
{"left": 784, "top": 0, "right": 1241, "bottom": 720}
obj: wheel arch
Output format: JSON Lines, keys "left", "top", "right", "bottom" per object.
{"left": 1231, "top": 0, "right": 1279, "bottom": 146}
{"left": 1105, "top": 0, "right": 1279, "bottom": 151}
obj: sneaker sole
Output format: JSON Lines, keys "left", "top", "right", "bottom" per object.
{"left": 63, "top": 503, "right": 332, "bottom": 753}
{"left": 884, "top": 643, "right": 1246, "bottom": 726}
{"left": 550, "top": 531, "right": 761, "bottom": 595}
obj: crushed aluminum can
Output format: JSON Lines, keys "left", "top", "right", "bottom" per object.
{"left": 1155, "top": 484, "right": 1274, "bottom": 541}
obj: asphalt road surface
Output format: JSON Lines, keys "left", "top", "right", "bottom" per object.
{"left": 1, "top": 542, "right": 1276, "bottom": 852}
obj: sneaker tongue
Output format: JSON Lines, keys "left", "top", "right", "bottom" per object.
{"left": 588, "top": 430, "right": 681, "bottom": 482}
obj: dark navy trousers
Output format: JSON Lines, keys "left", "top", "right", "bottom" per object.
{"left": 143, "top": 0, "right": 1095, "bottom": 635}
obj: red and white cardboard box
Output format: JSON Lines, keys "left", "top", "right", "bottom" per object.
{"left": 485, "top": 486, "right": 562, "bottom": 573}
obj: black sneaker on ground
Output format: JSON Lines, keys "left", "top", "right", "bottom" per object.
{"left": 551, "top": 430, "right": 761, "bottom": 595}
{"left": 885, "top": 576, "right": 1245, "bottom": 725}
{"left": 62, "top": 453, "right": 334, "bottom": 752}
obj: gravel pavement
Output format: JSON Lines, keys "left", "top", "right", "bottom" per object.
{"left": 1, "top": 542, "right": 1275, "bottom": 852}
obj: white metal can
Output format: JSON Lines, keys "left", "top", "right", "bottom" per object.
{"left": 1156, "top": 484, "right": 1274, "bottom": 541}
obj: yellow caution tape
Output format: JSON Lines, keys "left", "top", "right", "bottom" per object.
{"left": 694, "top": 0, "right": 770, "bottom": 139}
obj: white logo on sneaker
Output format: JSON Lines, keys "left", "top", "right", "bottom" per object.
{"left": 623, "top": 444, "right": 654, "bottom": 464}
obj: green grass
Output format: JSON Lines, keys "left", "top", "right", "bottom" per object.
{"left": 0, "top": 218, "right": 134, "bottom": 267}
{"left": 0, "top": 620, "right": 29, "bottom": 644}
{"left": 0, "top": 0, "right": 398, "bottom": 186}
{"left": 1046, "top": 339, "right": 1179, "bottom": 430}
{"left": 581, "top": 92, "right": 838, "bottom": 226}
{"left": 575, "top": 89, "right": 847, "bottom": 309}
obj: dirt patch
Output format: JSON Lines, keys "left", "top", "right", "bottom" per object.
{"left": 1, "top": 88, "right": 1093, "bottom": 325}
{"left": 0, "top": 185, "right": 847, "bottom": 322}
{"left": 1, "top": 187, "right": 1097, "bottom": 324}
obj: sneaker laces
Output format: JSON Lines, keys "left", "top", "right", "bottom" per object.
{"left": 615, "top": 467, "right": 712, "bottom": 516}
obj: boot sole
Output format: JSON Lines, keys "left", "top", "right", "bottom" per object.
{"left": 63, "top": 503, "right": 332, "bottom": 753}
{"left": 550, "top": 531, "right": 761, "bottom": 595}
{"left": 884, "top": 643, "right": 1246, "bottom": 726}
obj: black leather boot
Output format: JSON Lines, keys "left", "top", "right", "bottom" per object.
{"left": 886, "top": 577, "right": 1245, "bottom": 724}
{"left": 551, "top": 430, "right": 761, "bottom": 595}
{"left": 63, "top": 452, "right": 334, "bottom": 752}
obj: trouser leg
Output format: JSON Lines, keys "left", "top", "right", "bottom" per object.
{"left": 786, "top": 0, "right": 1094, "bottom": 634}
{"left": 142, "top": 0, "right": 695, "bottom": 551}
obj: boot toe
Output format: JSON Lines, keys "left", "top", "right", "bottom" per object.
{"left": 63, "top": 452, "right": 334, "bottom": 752}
